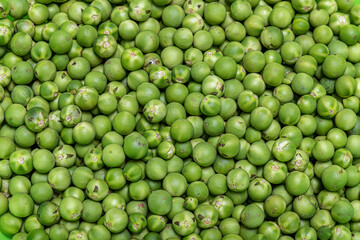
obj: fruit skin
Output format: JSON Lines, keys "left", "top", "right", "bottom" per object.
{"left": 8, "top": 193, "right": 34, "bottom": 218}
{"left": 37, "top": 201, "right": 60, "bottom": 227}
{"left": 241, "top": 203, "right": 264, "bottom": 229}
{"left": 124, "top": 132, "right": 149, "bottom": 160}
{"left": 104, "top": 208, "right": 128, "bottom": 233}
{"left": 331, "top": 199, "right": 354, "bottom": 224}
{"left": 322, "top": 55, "right": 347, "bottom": 79}
{"left": 321, "top": 165, "right": 348, "bottom": 192}
{"left": 59, "top": 196, "right": 83, "bottom": 221}
{"left": 49, "top": 30, "right": 73, "bottom": 54}
{"left": 195, "top": 204, "right": 218, "bottom": 229}
{"left": 147, "top": 190, "right": 172, "bottom": 215}
{"left": 172, "top": 210, "right": 196, "bottom": 236}
{"left": 277, "top": 211, "right": 301, "bottom": 234}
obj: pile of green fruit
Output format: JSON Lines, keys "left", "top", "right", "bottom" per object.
{"left": 1, "top": 0, "right": 360, "bottom": 239}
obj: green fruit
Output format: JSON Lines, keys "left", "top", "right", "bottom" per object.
{"left": 241, "top": 203, "right": 265, "bottom": 229}
{"left": 49, "top": 30, "right": 73, "bottom": 54}
{"left": 148, "top": 190, "right": 172, "bottom": 215}
{"left": 322, "top": 165, "right": 348, "bottom": 191}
